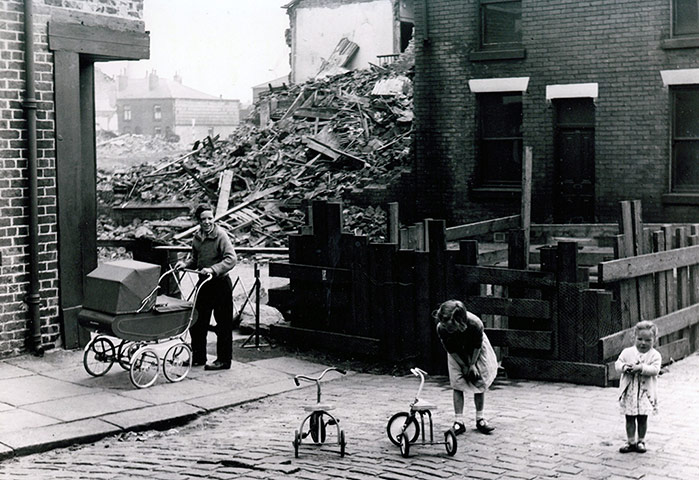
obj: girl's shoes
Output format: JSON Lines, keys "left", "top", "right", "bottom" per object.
{"left": 619, "top": 442, "right": 636, "bottom": 453}
{"left": 452, "top": 422, "right": 466, "bottom": 435}
{"left": 635, "top": 441, "right": 647, "bottom": 453}
{"left": 476, "top": 418, "right": 495, "bottom": 434}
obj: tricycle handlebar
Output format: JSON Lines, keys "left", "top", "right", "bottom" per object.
{"left": 294, "top": 367, "right": 346, "bottom": 386}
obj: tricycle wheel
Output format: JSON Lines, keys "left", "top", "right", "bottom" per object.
{"left": 117, "top": 341, "right": 139, "bottom": 370}
{"left": 398, "top": 432, "right": 410, "bottom": 458}
{"left": 339, "top": 429, "right": 346, "bottom": 457}
{"left": 163, "top": 343, "right": 192, "bottom": 382}
{"left": 309, "top": 411, "right": 326, "bottom": 444}
{"left": 445, "top": 429, "right": 457, "bottom": 456}
{"left": 129, "top": 347, "right": 160, "bottom": 388}
{"left": 293, "top": 430, "right": 301, "bottom": 458}
{"left": 83, "top": 336, "right": 115, "bottom": 377}
{"left": 386, "top": 411, "right": 419, "bottom": 446}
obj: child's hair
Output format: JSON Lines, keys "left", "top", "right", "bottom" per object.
{"left": 433, "top": 299, "right": 469, "bottom": 333}
{"left": 194, "top": 203, "right": 214, "bottom": 220}
{"left": 634, "top": 320, "right": 658, "bottom": 339}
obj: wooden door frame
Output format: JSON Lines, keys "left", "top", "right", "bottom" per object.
{"left": 49, "top": 21, "right": 149, "bottom": 348}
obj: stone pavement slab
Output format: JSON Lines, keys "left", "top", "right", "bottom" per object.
{"left": 0, "top": 409, "right": 60, "bottom": 432}
{"left": 22, "top": 391, "right": 151, "bottom": 421}
{"left": 0, "top": 418, "right": 121, "bottom": 458}
{"left": 0, "top": 363, "right": 31, "bottom": 381}
{"left": 0, "top": 376, "right": 94, "bottom": 406}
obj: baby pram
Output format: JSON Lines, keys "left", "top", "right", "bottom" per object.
{"left": 78, "top": 260, "right": 211, "bottom": 388}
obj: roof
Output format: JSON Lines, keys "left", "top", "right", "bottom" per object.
{"left": 117, "top": 76, "right": 221, "bottom": 100}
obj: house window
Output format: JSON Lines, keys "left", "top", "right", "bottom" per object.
{"left": 153, "top": 105, "right": 162, "bottom": 120}
{"left": 673, "top": 0, "right": 699, "bottom": 36}
{"left": 154, "top": 127, "right": 162, "bottom": 136}
{"left": 477, "top": 92, "right": 523, "bottom": 186}
{"left": 672, "top": 86, "right": 699, "bottom": 192}
{"left": 123, "top": 105, "right": 131, "bottom": 121}
{"left": 480, "top": 0, "right": 522, "bottom": 48}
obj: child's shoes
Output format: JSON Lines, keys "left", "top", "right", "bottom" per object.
{"left": 619, "top": 442, "right": 636, "bottom": 453}
{"left": 452, "top": 422, "right": 466, "bottom": 435}
{"left": 476, "top": 418, "right": 495, "bottom": 434}
{"left": 635, "top": 441, "right": 647, "bottom": 453}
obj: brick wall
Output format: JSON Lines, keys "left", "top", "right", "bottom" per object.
{"left": 0, "top": 0, "right": 144, "bottom": 357}
{"left": 412, "top": 0, "right": 699, "bottom": 225}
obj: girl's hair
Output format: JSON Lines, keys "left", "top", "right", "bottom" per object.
{"left": 634, "top": 320, "right": 658, "bottom": 339}
{"left": 433, "top": 299, "right": 469, "bottom": 333}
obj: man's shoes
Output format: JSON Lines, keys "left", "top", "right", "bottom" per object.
{"left": 192, "top": 359, "right": 207, "bottom": 367}
{"left": 452, "top": 422, "right": 466, "bottom": 435}
{"left": 204, "top": 360, "right": 231, "bottom": 371}
{"left": 619, "top": 442, "right": 636, "bottom": 453}
{"left": 476, "top": 419, "right": 495, "bottom": 434}
{"left": 635, "top": 441, "right": 646, "bottom": 453}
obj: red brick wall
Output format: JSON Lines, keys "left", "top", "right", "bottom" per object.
{"left": 412, "top": 0, "right": 699, "bottom": 225}
{"left": 0, "top": 0, "right": 144, "bottom": 357}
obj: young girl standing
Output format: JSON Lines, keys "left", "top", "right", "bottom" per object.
{"left": 434, "top": 299, "right": 499, "bottom": 435}
{"left": 614, "top": 320, "right": 662, "bottom": 453}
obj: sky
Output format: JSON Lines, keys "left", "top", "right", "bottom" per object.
{"left": 97, "top": 0, "right": 291, "bottom": 105}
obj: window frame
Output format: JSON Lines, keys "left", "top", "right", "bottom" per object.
{"left": 672, "top": 0, "right": 699, "bottom": 37}
{"left": 123, "top": 104, "right": 131, "bottom": 121}
{"left": 670, "top": 85, "right": 699, "bottom": 193}
{"left": 479, "top": 0, "right": 522, "bottom": 50}
{"left": 474, "top": 91, "right": 523, "bottom": 189}
{"left": 153, "top": 104, "right": 162, "bottom": 121}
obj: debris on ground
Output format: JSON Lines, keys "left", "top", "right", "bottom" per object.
{"left": 97, "top": 47, "right": 414, "bottom": 248}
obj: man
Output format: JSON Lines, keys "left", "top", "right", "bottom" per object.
{"left": 177, "top": 203, "right": 236, "bottom": 370}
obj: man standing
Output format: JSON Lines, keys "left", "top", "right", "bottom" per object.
{"left": 177, "top": 203, "right": 236, "bottom": 370}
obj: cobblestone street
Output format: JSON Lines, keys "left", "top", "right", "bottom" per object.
{"left": 1, "top": 353, "right": 697, "bottom": 480}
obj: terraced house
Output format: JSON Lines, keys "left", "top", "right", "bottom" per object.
{"left": 412, "top": 0, "right": 699, "bottom": 225}
{"left": 0, "top": 0, "right": 149, "bottom": 356}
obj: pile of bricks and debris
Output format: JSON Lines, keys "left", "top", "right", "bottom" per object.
{"left": 98, "top": 49, "right": 414, "bottom": 249}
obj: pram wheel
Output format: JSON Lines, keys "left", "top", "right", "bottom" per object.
{"left": 83, "top": 336, "right": 115, "bottom": 377}
{"left": 386, "top": 412, "right": 419, "bottom": 446}
{"left": 309, "top": 411, "right": 327, "bottom": 443}
{"left": 130, "top": 347, "right": 160, "bottom": 388}
{"left": 444, "top": 430, "right": 457, "bottom": 456}
{"left": 163, "top": 343, "right": 192, "bottom": 382}
{"left": 117, "top": 341, "right": 139, "bottom": 370}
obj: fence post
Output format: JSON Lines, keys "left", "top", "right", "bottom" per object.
{"left": 370, "top": 243, "right": 398, "bottom": 361}
{"left": 582, "top": 289, "right": 613, "bottom": 364}
{"left": 556, "top": 241, "right": 581, "bottom": 361}
{"left": 427, "top": 219, "right": 447, "bottom": 374}
{"left": 387, "top": 202, "right": 399, "bottom": 244}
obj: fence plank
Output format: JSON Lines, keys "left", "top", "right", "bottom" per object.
{"left": 663, "top": 225, "right": 677, "bottom": 313}
{"left": 485, "top": 328, "right": 551, "bottom": 350}
{"left": 652, "top": 231, "right": 668, "bottom": 316}
{"left": 638, "top": 228, "right": 655, "bottom": 320}
{"left": 396, "top": 250, "right": 417, "bottom": 361}
{"left": 600, "top": 303, "right": 699, "bottom": 360}
{"left": 503, "top": 357, "right": 607, "bottom": 387}
{"left": 370, "top": 243, "right": 398, "bottom": 361}
{"left": 454, "top": 265, "right": 556, "bottom": 289}
{"left": 414, "top": 252, "right": 432, "bottom": 368}
{"left": 465, "top": 296, "right": 551, "bottom": 319}
{"left": 387, "top": 202, "right": 399, "bottom": 244}
{"left": 599, "top": 244, "right": 699, "bottom": 282}
{"left": 612, "top": 235, "right": 634, "bottom": 329}
{"left": 445, "top": 215, "right": 520, "bottom": 241}
{"left": 557, "top": 242, "right": 582, "bottom": 361}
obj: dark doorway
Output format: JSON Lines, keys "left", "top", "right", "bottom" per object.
{"left": 553, "top": 98, "right": 595, "bottom": 223}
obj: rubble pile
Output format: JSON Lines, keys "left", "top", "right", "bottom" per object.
{"left": 97, "top": 58, "right": 413, "bottom": 248}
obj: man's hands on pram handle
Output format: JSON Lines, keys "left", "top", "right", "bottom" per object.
{"left": 174, "top": 262, "right": 214, "bottom": 277}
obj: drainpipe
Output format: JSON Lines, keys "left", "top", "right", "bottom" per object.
{"left": 22, "top": 0, "right": 43, "bottom": 355}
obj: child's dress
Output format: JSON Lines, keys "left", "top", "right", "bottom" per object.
{"left": 614, "top": 346, "right": 661, "bottom": 416}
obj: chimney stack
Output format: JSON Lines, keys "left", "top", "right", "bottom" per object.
{"left": 173, "top": 72, "right": 182, "bottom": 84}
{"left": 148, "top": 70, "right": 159, "bottom": 90}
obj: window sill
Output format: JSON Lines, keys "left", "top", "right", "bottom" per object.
{"left": 470, "top": 186, "right": 521, "bottom": 200}
{"left": 661, "top": 36, "right": 699, "bottom": 50}
{"left": 661, "top": 193, "right": 699, "bottom": 205}
{"left": 469, "top": 48, "right": 526, "bottom": 62}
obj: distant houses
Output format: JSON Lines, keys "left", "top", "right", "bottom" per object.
{"left": 113, "top": 70, "right": 241, "bottom": 143}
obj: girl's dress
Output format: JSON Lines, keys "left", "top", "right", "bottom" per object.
{"left": 437, "top": 312, "right": 498, "bottom": 393}
{"left": 614, "top": 346, "right": 661, "bottom": 416}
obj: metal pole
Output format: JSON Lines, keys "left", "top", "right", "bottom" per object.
{"left": 254, "top": 262, "right": 260, "bottom": 347}
{"left": 23, "top": 0, "right": 43, "bottom": 355}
